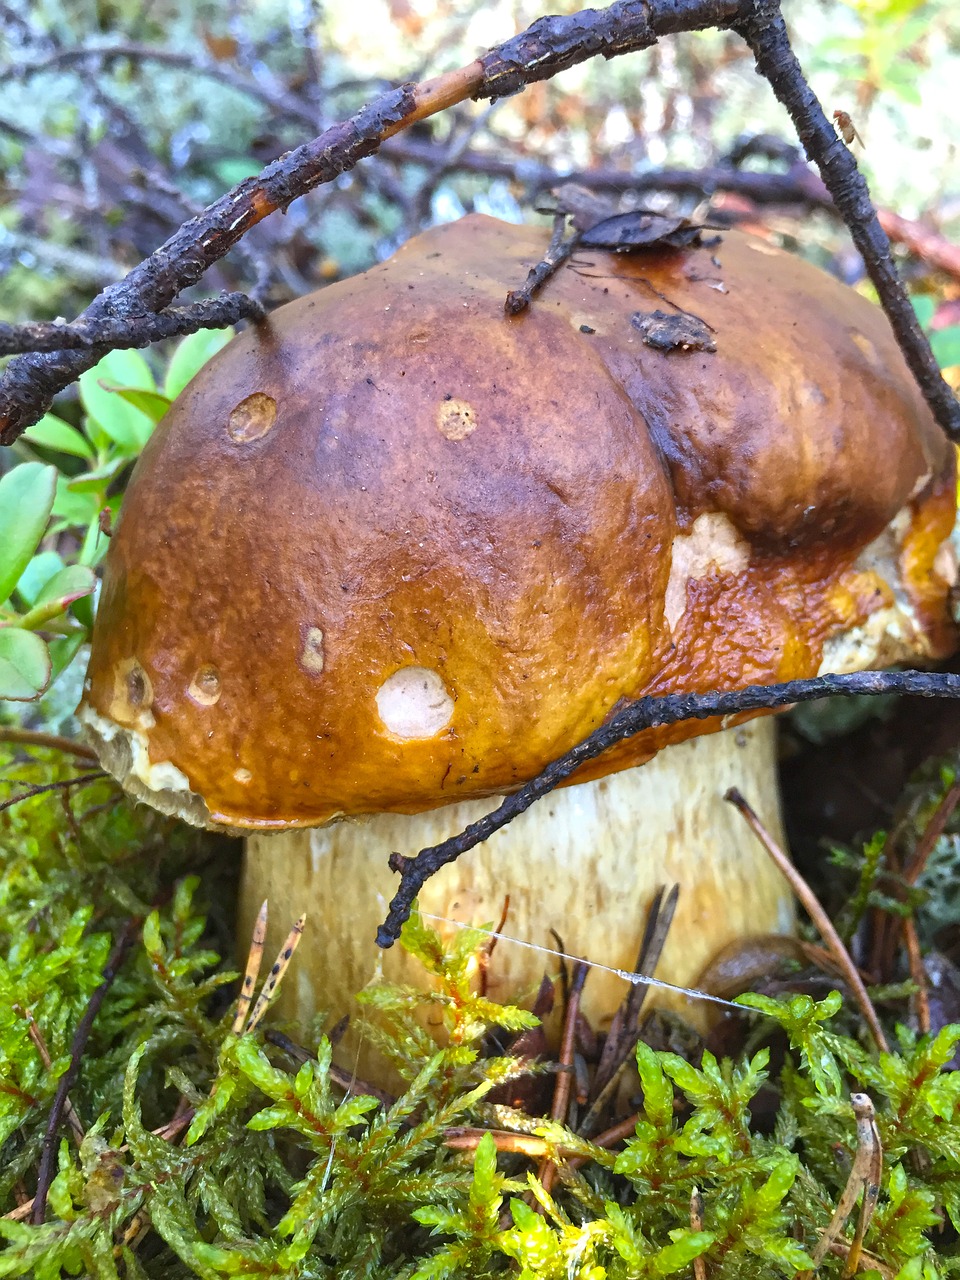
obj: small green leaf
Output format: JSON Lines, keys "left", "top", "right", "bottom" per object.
{"left": 109, "top": 386, "right": 172, "bottom": 423}
{"left": 52, "top": 475, "right": 101, "bottom": 527}
{"left": 15, "top": 550, "right": 65, "bottom": 607}
{"left": 79, "top": 349, "right": 157, "bottom": 451}
{"left": 0, "top": 627, "right": 52, "bottom": 700}
{"left": 67, "top": 456, "right": 130, "bottom": 493}
{"left": 48, "top": 630, "right": 87, "bottom": 680}
{"left": 0, "top": 463, "right": 58, "bottom": 605}
{"left": 18, "top": 565, "right": 97, "bottom": 629}
{"left": 163, "top": 327, "right": 234, "bottom": 400}
{"left": 21, "top": 413, "right": 95, "bottom": 459}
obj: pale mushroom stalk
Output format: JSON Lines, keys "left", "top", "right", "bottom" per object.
{"left": 239, "top": 718, "right": 791, "bottom": 1038}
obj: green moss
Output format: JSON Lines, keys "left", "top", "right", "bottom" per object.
{"left": 2, "top": 745, "right": 960, "bottom": 1277}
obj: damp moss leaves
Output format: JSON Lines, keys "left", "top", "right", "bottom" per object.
{"left": 2, "top": 745, "right": 960, "bottom": 1277}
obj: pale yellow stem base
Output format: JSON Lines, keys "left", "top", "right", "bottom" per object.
{"left": 240, "top": 718, "right": 794, "bottom": 1072}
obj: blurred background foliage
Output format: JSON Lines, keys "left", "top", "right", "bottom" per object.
{"left": 1, "top": 0, "right": 958, "bottom": 327}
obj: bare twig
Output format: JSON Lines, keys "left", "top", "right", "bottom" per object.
{"left": 580, "top": 885, "right": 679, "bottom": 1137}
{"left": 383, "top": 135, "right": 832, "bottom": 207}
{"left": 691, "top": 1188, "right": 708, "bottom": 1280}
{"left": 0, "top": 727, "right": 97, "bottom": 760}
{"left": 903, "top": 919, "right": 932, "bottom": 1036}
{"left": 593, "top": 884, "right": 678, "bottom": 1094}
{"left": 537, "top": 960, "right": 588, "bottom": 1195}
{"left": 733, "top": 0, "right": 960, "bottom": 440}
{"left": 903, "top": 774, "right": 960, "bottom": 888}
{"left": 444, "top": 1128, "right": 576, "bottom": 1159}
{"left": 726, "top": 788, "right": 889, "bottom": 1054}
{"left": 244, "top": 915, "right": 306, "bottom": 1033}
{"left": 0, "top": 293, "right": 265, "bottom": 357}
{"left": 478, "top": 895, "right": 511, "bottom": 999}
{"left": 377, "top": 670, "right": 960, "bottom": 950}
{"left": 9, "top": 43, "right": 317, "bottom": 128}
{"left": 0, "top": 772, "right": 108, "bottom": 815}
{"left": 13, "top": 1006, "right": 85, "bottom": 1147}
{"left": 871, "top": 773, "right": 960, "bottom": 982}
{"left": 32, "top": 920, "right": 139, "bottom": 1224}
{"left": 264, "top": 1029, "right": 396, "bottom": 1106}
{"left": 504, "top": 214, "right": 580, "bottom": 314}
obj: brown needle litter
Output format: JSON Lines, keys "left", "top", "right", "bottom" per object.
{"left": 233, "top": 899, "right": 269, "bottom": 1034}
{"left": 244, "top": 913, "right": 307, "bottom": 1034}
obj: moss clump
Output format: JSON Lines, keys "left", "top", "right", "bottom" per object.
{"left": 2, "top": 743, "right": 960, "bottom": 1278}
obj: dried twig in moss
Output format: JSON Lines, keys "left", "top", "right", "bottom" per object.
{"left": 727, "top": 787, "right": 889, "bottom": 1054}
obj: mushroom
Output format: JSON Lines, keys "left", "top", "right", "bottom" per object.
{"left": 78, "top": 216, "right": 957, "bottom": 1067}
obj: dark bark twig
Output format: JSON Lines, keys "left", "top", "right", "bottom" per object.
{"left": 376, "top": 670, "right": 960, "bottom": 949}
{"left": 870, "top": 772, "right": 960, "bottom": 982}
{"left": 392, "top": 137, "right": 960, "bottom": 282}
{"left": 383, "top": 135, "right": 833, "bottom": 207}
{"left": 0, "top": 293, "right": 265, "bottom": 357}
{"left": 32, "top": 919, "right": 139, "bottom": 1224}
{"left": 733, "top": 0, "right": 960, "bottom": 440}
{"left": 585, "top": 884, "right": 678, "bottom": 1125}
{"left": 504, "top": 214, "right": 580, "bottom": 314}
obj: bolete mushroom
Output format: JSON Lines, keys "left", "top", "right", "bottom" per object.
{"left": 78, "top": 215, "right": 957, "bottom": 1062}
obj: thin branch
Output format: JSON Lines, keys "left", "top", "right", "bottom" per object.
{"left": 0, "top": 0, "right": 738, "bottom": 444}
{"left": 538, "top": 960, "right": 588, "bottom": 1195}
{"left": 505, "top": 214, "right": 579, "bottom": 314}
{"left": 801, "top": 1093, "right": 882, "bottom": 1276}
{"left": 903, "top": 918, "right": 931, "bottom": 1036}
{"left": 733, "top": 0, "right": 960, "bottom": 440}
{"left": 264, "top": 1029, "right": 397, "bottom": 1106}
{"left": 376, "top": 670, "right": 960, "bottom": 950}
{"left": 32, "top": 920, "right": 139, "bottom": 1223}
{"left": 0, "top": 727, "right": 97, "bottom": 760}
{"left": 383, "top": 134, "right": 833, "bottom": 207}
{"left": 9, "top": 43, "right": 317, "bottom": 128}
{"left": 0, "top": 293, "right": 265, "bottom": 357}
{"left": 0, "top": 772, "right": 108, "bottom": 815}
{"left": 386, "top": 135, "right": 960, "bottom": 283}
{"left": 13, "top": 1006, "right": 85, "bottom": 1146}
{"left": 726, "top": 787, "right": 889, "bottom": 1054}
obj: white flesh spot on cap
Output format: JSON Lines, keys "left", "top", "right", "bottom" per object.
{"left": 228, "top": 392, "right": 277, "bottom": 443}
{"left": 300, "top": 627, "right": 325, "bottom": 675}
{"left": 376, "top": 667, "right": 454, "bottom": 739}
{"left": 664, "top": 512, "right": 751, "bottom": 632}
{"left": 437, "top": 398, "right": 477, "bottom": 441}
{"left": 188, "top": 664, "right": 222, "bottom": 706}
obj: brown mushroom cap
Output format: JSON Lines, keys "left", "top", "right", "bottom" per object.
{"left": 79, "top": 215, "right": 957, "bottom": 829}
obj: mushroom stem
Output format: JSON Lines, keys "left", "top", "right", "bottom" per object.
{"left": 239, "top": 717, "right": 793, "bottom": 1063}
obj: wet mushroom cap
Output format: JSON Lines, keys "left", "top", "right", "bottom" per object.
{"left": 78, "top": 215, "right": 958, "bottom": 828}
